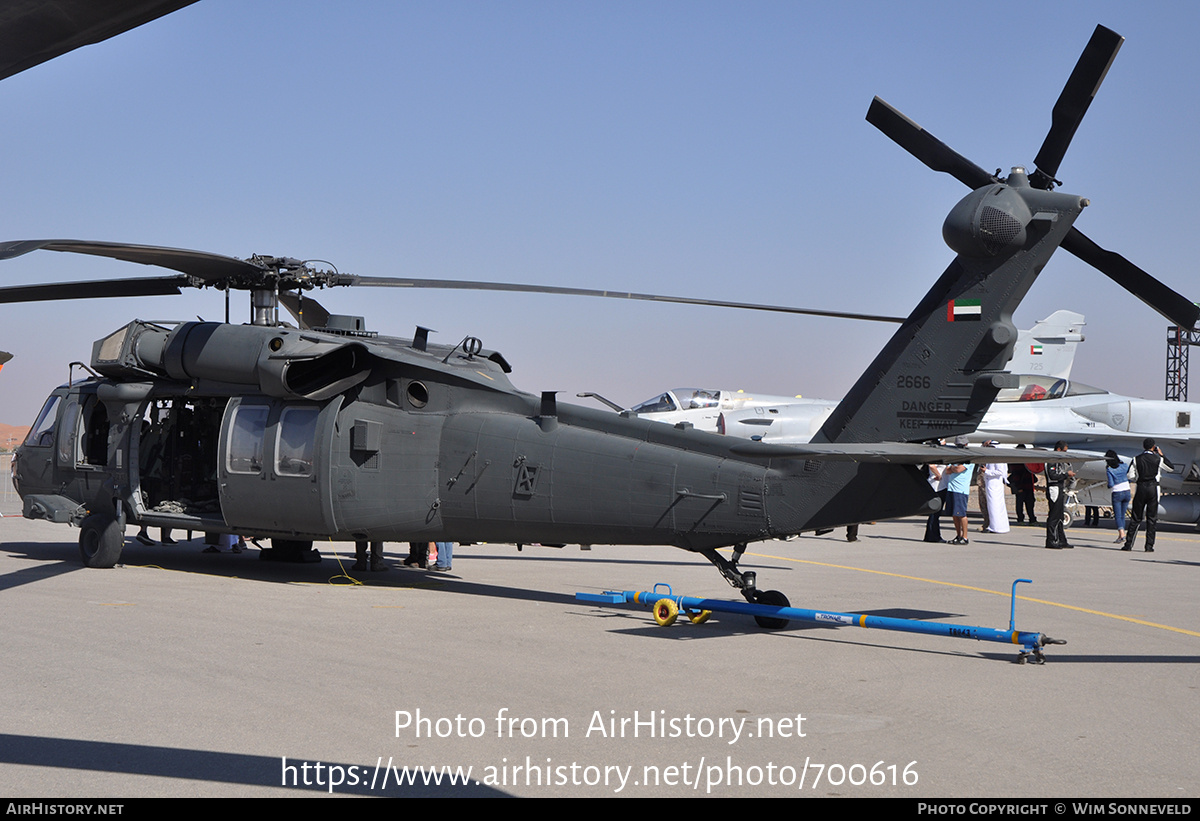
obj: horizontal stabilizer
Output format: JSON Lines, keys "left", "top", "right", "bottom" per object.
{"left": 728, "top": 441, "right": 1096, "bottom": 465}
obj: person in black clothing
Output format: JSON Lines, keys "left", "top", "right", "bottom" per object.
{"left": 1124, "top": 438, "right": 1171, "bottom": 553}
{"left": 1044, "top": 441, "right": 1075, "bottom": 549}
{"left": 1008, "top": 445, "right": 1038, "bottom": 524}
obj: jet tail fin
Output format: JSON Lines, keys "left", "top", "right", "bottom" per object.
{"left": 1010, "top": 309, "right": 1085, "bottom": 379}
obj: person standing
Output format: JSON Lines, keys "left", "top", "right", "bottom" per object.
{"left": 924, "top": 462, "right": 949, "bottom": 543}
{"left": 403, "top": 542, "right": 429, "bottom": 568}
{"left": 1044, "top": 441, "right": 1075, "bottom": 549}
{"left": 1105, "top": 449, "right": 1131, "bottom": 544}
{"left": 1008, "top": 445, "right": 1038, "bottom": 524}
{"left": 430, "top": 541, "right": 454, "bottom": 571}
{"left": 354, "top": 540, "right": 388, "bottom": 572}
{"left": 945, "top": 436, "right": 975, "bottom": 545}
{"left": 1124, "top": 438, "right": 1171, "bottom": 553}
{"left": 981, "top": 442, "right": 1010, "bottom": 534}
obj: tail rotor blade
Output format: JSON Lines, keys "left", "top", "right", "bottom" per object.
{"left": 1062, "top": 227, "right": 1198, "bottom": 330}
{"left": 1031, "top": 25, "right": 1123, "bottom": 189}
{"left": 866, "top": 97, "right": 996, "bottom": 190}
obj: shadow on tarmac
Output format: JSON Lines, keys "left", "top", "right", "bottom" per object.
{"left": 0, "top": 733, "right": 507, "bottom": 796}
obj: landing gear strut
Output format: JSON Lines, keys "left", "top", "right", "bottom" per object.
{"left": 699, "top": 543, "right": 755, "bottom": 598}
{"left": 699, "top": 542, "right": 790, "bottom": 629}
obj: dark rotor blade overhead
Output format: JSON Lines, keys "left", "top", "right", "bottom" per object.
{"left": 0, "top": 239, "right": 264, "bottom": 283}
{"left": 344, "top": 275, "right": 906, "bottom": 324}
{"left": 0, "top": 275, "right": 188, "bottom": 304}
{"left": 1031, "top": 25, "right": 1124, "bottom": 189}
{"left": 866, "top": 97, "right": 997, "bottom": 190}
{"left": 1061, "top": 228, "right": 1199, "bottom": 330}
{"left": 0, "top": 0, "right": 199, "bottom": 81}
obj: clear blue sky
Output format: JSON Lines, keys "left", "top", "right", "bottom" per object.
{"left": 1, "top": 0, "right": 1197, "bottom": 425}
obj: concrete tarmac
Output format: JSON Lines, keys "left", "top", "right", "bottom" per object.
{"left": 1, "top": 513, "right": 1197, "bottom": 798}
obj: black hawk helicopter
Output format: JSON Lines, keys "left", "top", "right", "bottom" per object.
{"left": 5, "top": 22, "right": 1197, "bottom": 617}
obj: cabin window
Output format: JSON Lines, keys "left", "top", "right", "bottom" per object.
{"left": 227, "top": 405, "right": 269, "bottom": 474}
{"left": 276, "top": 407, "right": 319, "bottom": 477}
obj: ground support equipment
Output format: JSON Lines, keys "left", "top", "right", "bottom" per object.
{"left": 577, "top": 580, "right": 1065, "bottom": 663}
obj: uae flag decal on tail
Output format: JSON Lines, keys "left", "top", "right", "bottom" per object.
{"left": 947, "top": 298, "right": 981, "bottom": 322}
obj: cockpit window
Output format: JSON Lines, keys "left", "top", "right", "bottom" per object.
{"left": 675, "top": 388, "right": 720, "bottom": 409}
{"left": 996, "top": 377, "right": 1066, "bottom": 403}
{"left": 996, "top": 376, "right": 1110, "bottom": 403}
{"left": 630, "top": 392, "right": 678, "bottom": 414}
{"left": 24, "top": 395, "right": 60, "bottom": 447}
{"left": 1063, "top": 380, "right": 1107, "bottom": 397}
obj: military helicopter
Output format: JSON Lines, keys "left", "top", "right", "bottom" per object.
{"left": 5, "top": 24, "right": 1198, "bottom": 622}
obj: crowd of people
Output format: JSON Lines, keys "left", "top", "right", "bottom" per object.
{"left": 920, "top": 436, "right": 1168, "bottom": 551}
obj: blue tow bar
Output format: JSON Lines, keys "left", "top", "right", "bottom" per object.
{"left": 577, "top": 579, "right": 1065, "bottom": 664}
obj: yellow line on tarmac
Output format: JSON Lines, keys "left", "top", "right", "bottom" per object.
{"left": 745, "top": 551, "right": 1200, "bottom": 639}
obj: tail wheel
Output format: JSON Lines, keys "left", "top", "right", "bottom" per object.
{"left": 753, "top": 589, "right": 790, "bottom": 629}
{"left": 652, "top": 598, "right": 679, "bottom": 627}
{"left": 79, "top": 513, "right": 124, "bottom": 568}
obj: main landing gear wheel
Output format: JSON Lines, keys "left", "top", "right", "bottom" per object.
{"left": 652, "top": 598, "right": 679, "bottom": 627}
{"left": 753, "top": 590, "right": 790, "bottom": 630}
{"left": 78, "top": 513, "right": 123, "bottom": 568}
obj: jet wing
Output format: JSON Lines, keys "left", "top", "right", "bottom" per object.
{"left": 728, "top": 441, "right": 1097, "bottom": 465}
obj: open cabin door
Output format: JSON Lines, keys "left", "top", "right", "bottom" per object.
{"left": 134, "top": 396, "right": 226, "bottom": 528}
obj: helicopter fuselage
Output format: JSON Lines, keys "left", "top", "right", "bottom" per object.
{"left": 12, "top": 319, "right": 932, "bottom": 553}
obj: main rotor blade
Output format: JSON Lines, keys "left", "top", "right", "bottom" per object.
{"left": 343, "top": 276, "right": 906, "bottom": 324}
{"left": 866, "top": 97, "right": 996, "bottom": 190}
{"left": 0, "top": 0, "right": 199, "bottom": 81}
{"left": 0, "top": 239, "right": 263, "bottom": 283}
{"left": 0, "top": 275, "right": 189, "bottom": 304}
{"left": 1062, "top": 227, "right": 1198, "bottom": 330}
{"left": 1031, "top": 25, "right": 1123, "bottom": 189}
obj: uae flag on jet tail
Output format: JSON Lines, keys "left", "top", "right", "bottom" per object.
{"left": 947, "top": 299, "right": 981, "bottom": 322}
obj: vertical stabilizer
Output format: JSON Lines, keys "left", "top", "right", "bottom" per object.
{"left": 815, "top": 172, "right": 1088, "bottom": 445}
